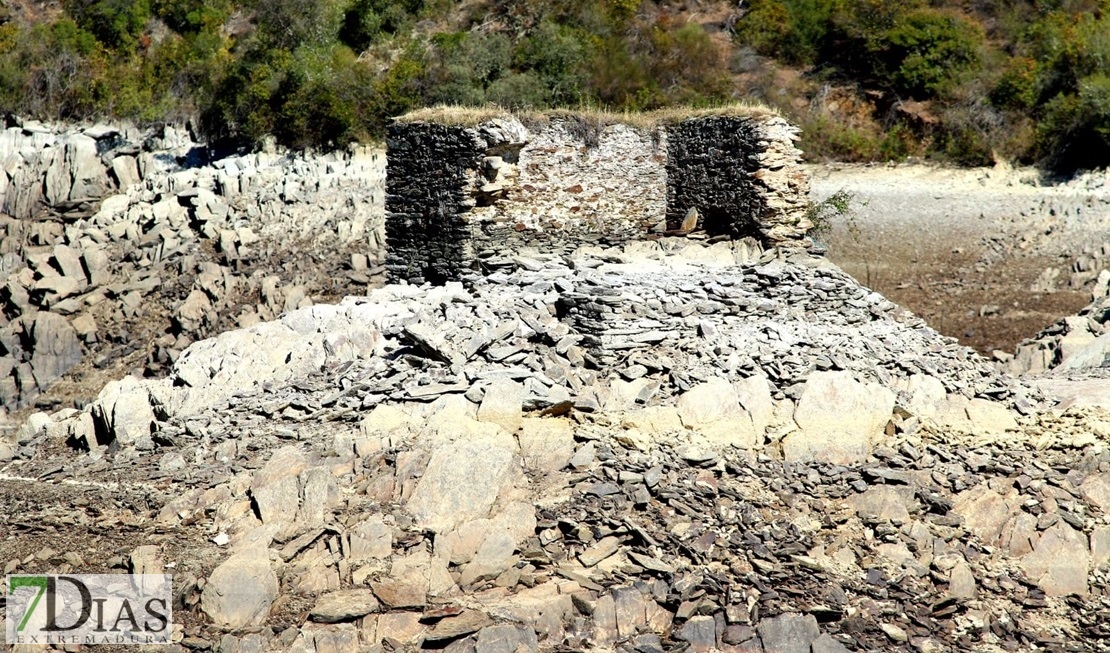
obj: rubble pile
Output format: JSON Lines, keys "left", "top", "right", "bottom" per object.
{"left": 0, "top": 118, "right": 385, "bottom": 413}
{"left": 7, "top": 238, "right": 1106, "bottom": 652}
{"left": 1008, "top": 269, "right": 1110, "bottom": 375}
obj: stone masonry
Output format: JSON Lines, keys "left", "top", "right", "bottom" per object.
{"left": 385, "top": 109, "right": 811, "bottom": 284}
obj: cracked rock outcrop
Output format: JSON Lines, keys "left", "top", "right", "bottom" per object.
{"left": 0, "top": 118, "right": 386, "bottom": 413}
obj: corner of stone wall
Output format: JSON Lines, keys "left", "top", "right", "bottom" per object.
{"left": 462, "top": 118, "right": 529, "bottom": 210}
{"left": 663, "top": 113, "right": 811, "bottom": 247}
{"left": 748, "top": 115, "right": 812, "bottom": 247}
{"left": 384, "top": 117, "right": 527, "bottom": 284}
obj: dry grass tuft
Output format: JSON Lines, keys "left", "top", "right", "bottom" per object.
{"left": 393, "top": 105, "right": 517, "bottom": 126}
{"left": 394, "top": 102, "right": 780, "bottom": 129}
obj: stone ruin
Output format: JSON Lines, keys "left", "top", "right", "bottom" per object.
{"left": 11, "top": 111, "right": 1110, "bottom": 653}
{"left": 385, "top": 108, "right": 812, "bottom": 284}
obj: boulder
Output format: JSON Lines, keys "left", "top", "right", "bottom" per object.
{"left": 111, "top": 155, "right": 141, "bottom": 189}
{"left": 965, "top": 398, "right": 1018, "bottom": 435}
{"left": 1020, "top": 521, "right": 1090, "bottom": 597}
{"left": 349, "top": 517, "right": 393, "bottom": 560}
{"left": 201, "top": 553, "right": 279, "bottom": 628}
{"left": 517, "top": 417, "right": 575, "bottom": 473}
{"left": 475, "top": 624, "right": 538, "bottom": 653}
{"left": 676, "top": 376, "right": 759, "bottom": 447}
{"left": 309, "top": 589, "right": 380, "bottom": 623}
{"left": 91, "top": 376, "right": 158, "bottom": 448}
{"left": 757, "top": 613, "right": 820, "bottom": 653}
{"left": 951, "top": 485, "right": 1017, "bottom": 546}
{"left": 785, "top": 371, "right": 894, "bottom": 464}
{"left": 477, "top": 379, "right": 524, "bottom": 433}
{"left": 406, "top": 438, "right": 516, "bottom": 533}
{"left": 26, "top": 312, "right": 82, "bottom": 394}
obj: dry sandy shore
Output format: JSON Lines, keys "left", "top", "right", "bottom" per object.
{"left": 811, "top": 162, "right": 1110, "bottom": 353}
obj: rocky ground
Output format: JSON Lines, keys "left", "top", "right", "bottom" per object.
{"left": 0, "top": 118, "right": 386, "bottom": 420}
{"left": 4, "top": 122, "right": 1110, "bottom": 653}
{"left": 3, "top": 236, "right": 1110, "bottom": 652}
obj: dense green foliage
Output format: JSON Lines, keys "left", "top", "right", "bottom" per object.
{"left": 0, "top": 0, "right": 1108, "bottom": 170}
{"left": 736, "top": 0, "right": 1110, "bottom": 170}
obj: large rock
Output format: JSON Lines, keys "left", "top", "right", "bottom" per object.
{"left": 43, "top": 134, "right": 109, "bottom": 206}
{"left": 951, "top": 485, "right": 1017, "bottom": 546}
{"left": 1020, "top": 521, "right": 1090, "bottom": 597}
{"left": 250, "top": 446, "right": 308, "bottom": 525}
{"left": 757, "top": 613, "right": 820, "bottom": 653}
{"left": 477, "top": 379, "right": 524, "bottom": 433}
{"left": 734, "top": 374, "right": 775, "bottom": 435}
{"left": 517, "top": 417, "right": 575, "bottom": 473}
{"left": 896, "top": 373, "right": 947, "bottom": 420}
{"left": 785, "top": 371, "right": 894, "bottom": 463}
{"left": 26, "top": 312, "right": 82, "bottom": 394}
{"left": 91, "top": 376, "right": 158, "bottom": 448}
{"left": 406, "top": 438, "right": 517, "bottom": 533}
{"left": 169, "top": 301, "right": 383, "bottom": 417}
{"left": 201, "top": 553, "right": 279, "bottom": 628}
{"left": 309, "top": 589, "right": 380, "bottom": 623}
{"left": 475, "top": 624, "right": 538, "bottom": 653}
{"left": 1082, "top": 474, "right": 1110, "bottom": 513}
{"left": 676, "top": 376, "right": 759, "bottom": 447}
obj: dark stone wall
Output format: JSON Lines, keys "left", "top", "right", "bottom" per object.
{"left": 384, "top": 122, "right": 482, "bottom": 285}
{"left": 664, "top": 117, "right": 765, "bottom": 238}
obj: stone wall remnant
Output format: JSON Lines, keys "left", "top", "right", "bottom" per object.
{"left": 385, "top": 107, "right": 812, "bottom": 284}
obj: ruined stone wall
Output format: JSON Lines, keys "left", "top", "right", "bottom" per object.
{"left": 465, "top": 117, "right": 668, "bottom": 264}
{"left": 384, "top": 122, "right": 480, "bottom": 284}
{"left": 385, "top": 109, "right": 810, "bottom": 284}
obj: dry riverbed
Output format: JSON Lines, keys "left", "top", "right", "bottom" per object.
{"left": 812, "top": 162, "right": 1110, "bottom": 354}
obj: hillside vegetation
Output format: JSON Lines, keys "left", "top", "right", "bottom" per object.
{"left": 0, "top": 0, "right": 1108, "bottom": 170}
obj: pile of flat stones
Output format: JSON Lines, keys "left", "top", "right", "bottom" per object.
{"left": 333, "top": 240, "right": 1031, "bottom": 418}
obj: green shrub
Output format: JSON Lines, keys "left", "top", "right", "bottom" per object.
{"left": 485, "top": 72, "right": 550, "bottom": 108}
{"left": 798, "top": 113, "right": 882, "bottom": 162}
{"left": 734, "top": 0, "right": 792, "bottom": 58}
{"left": 366, "top": 43, "right": 424, "bottom": 127}
{"left": 514, "top": 20, "right": 589, "bottom": 105}
{"left": 247, "top": 0, "right": 344, "bottom": 50}
{"left": 421, "top": 32, "right": 513, "bottom": 106}
{"left": 647, "top": 21, "right": 730, "bottom": 105}
{"left": 991, "top": 56, "right": 1039, "bottom": 110}
{"left": 735, "top": 0, "right": 839, "bottom": 66}
{"left": 0, "top": 19, "right": 107, "bottom": 118}
{"left": 587, "top": 34, "right": 652, "bottom": 108}
{"left": 63, "top": 0, "right": 151, "bottom": 50}
{"left": 881, "top": 10, "right": 984, "bottom": 98}
{"left": 153, "top": 0, "right": 230, "bottom": 34}
{"left": 339, "top": 0, "right": 423, "bottom": 51}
